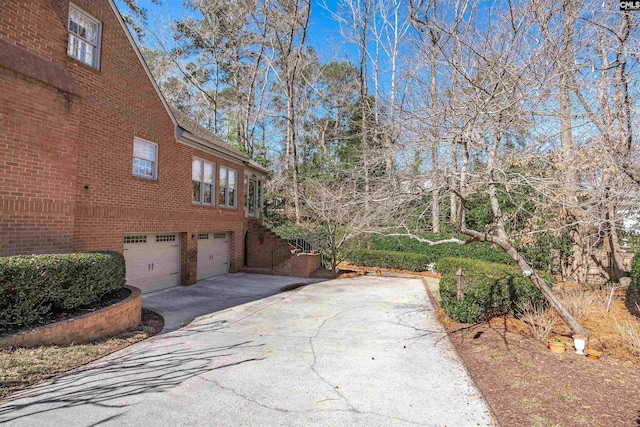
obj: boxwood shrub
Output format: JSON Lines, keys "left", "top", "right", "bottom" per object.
{"left": 370, "top": 234, "right": 512, "bottom": 264}
{"left": 0, "top": 251, "right": 125, "bottom": 331}
{"left": 347, "top": 249, "right": 432, "bottom": 272}
{"left": 631, "top": 252, "right": 640, "bottom": 291}
{"left": 436, "top": 257, "right": 550, "bottom": 324}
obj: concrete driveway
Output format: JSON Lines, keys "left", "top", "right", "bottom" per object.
{"left": 143, "top": 273, "right": 321, "bottom": 331}
{"left": 0, "top": 276, "right": 495, "bottom": 426}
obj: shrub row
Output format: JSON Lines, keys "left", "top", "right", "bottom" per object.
{"left": 436, "top": 257, "right": 549, "bottom": 324}
{"left": 631, "top": 252, "right": 640, "bottom": 291}
{"left": 0, "top": 252, "right": 125, "bottom": 330}
{"left": 346, "top": 249, "right": 432, "bottom": 272}
{"left": 370, "top": 234, "right": 512, "bottom": 264}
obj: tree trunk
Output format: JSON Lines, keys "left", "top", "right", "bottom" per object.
{"left": 450, "top": 141, "right": 459, "bottom": 225}
{"left": 461, "top": 225, "right": 589, "bottom": 338}
{"left": 287, "top": 82, "right": 301, "bottom": 224}
{"left": 430, "top": 44, "right": 440, "bottom": 233}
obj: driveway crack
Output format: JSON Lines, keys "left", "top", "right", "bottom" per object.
{"left": 198, "top": 376, "right": 291, "bottom": 413}
{"left": 308, "top": 307, "right": 360, "bottom": 411}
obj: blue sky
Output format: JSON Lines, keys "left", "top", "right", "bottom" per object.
{"left": 114, "top": 0, "right": 356, "bottom": 63}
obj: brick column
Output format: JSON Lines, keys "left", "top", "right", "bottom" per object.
{"left": 182, "top": 231, "right": 198, "bottom": 286}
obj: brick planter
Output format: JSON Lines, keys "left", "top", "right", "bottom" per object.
{"left": 0, "top": 286, "right": 142, "bottom": 348}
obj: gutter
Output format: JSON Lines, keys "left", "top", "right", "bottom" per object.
{"left": 176, "top": 127, "right": 248, "bottom": 165}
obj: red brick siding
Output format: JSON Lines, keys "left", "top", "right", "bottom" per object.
{"left": 0, "top": 0, "right": 246, "bottom": 284}
{"left": 289, "top": 253, "right": 322, "bottom": 278}
{"left": 244, "top": 220, "right": 292, "bottom": 268}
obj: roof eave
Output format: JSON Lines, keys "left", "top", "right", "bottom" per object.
{"left": 245, "top": 161, "right": 270, "bottom": 174}
{"left": 177, "top": 128, "right": 248, "bottom": 164}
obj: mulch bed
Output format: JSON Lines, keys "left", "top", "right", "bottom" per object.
{"left": 448, "top": 322, "right": 640, "bottom": 427}
{"left": 419, "top": 275, "right": 640, "bottom": 427}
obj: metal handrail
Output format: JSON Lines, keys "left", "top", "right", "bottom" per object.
{"left": 288, "top": 238, "right": 312, "bottom": 253}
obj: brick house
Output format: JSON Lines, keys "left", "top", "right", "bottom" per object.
{"left": 0, "top": 0, "right": 282, "bottom": 293}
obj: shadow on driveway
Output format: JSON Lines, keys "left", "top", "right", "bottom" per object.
{"left": 143, "top": 273, "right": 321, "bottom": 332}
{"left": 0, "top": 338, "right": 265, "bottom": 425}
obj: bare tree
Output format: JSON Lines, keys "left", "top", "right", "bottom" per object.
{"left": 267, "top": 0, "right": 312, "bottom": 223}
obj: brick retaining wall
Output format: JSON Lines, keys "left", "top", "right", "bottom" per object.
{"left": 0, "top": 286, "right": 142, "bottom": 348}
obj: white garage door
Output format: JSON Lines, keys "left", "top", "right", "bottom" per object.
{"left": 124, "top": 233, "right": 180, "bottom": 294}
{"left": 197, "top": 232, "right": 229, "bottom": 280}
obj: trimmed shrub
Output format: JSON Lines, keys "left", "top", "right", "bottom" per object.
{"left": 436, "top": 257, "right": 549, "bottom": 324}
{"left": 347, "top": 249, "right": 432, "bottom": 272}
{"left": 0, "top": 251, "right": 125, "bottom": 330}
{"left": 631, "top": 252, "right": 640, "bottom": 291}
{"left": 370, "top": 234, "right": 512, "bottom": 264}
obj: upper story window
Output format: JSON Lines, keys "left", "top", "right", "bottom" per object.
{"left": 219, "top": 167, "right": 237, "bottom": 208}
{"left": 192, "top": 159, "right": 215, "bottom": 205}
{"left": 132, "top": 138, "right": 158, "bottom": 179}
{"left": 68, "top": 4, "right": 101, "bottom": 69}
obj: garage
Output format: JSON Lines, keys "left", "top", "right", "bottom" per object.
{"left": 124, "top": 233, "right": 180, "bottom": 294}
{"left": 197, "top": 232, "right": 229, "bottom": 280}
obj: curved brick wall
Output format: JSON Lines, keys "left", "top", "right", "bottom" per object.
{"left": 0, "top": 286, "right": 142, "bottom": 348}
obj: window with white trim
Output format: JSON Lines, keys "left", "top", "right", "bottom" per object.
{"left": 132, "top": 138, "right": 158, "bottom": 179}
{"left": 67, "top": 4, "right": 101, "bottom": 69}
{"left": 219, "top": 167, "right": 237, "bottom": 208}
{"left": 192, "top": 159, "right": 215, "bottom": 205}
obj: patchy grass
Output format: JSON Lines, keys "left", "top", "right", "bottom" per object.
{"left": 558, "top": 389, "right": 581, "bottom": 403}
{"left": 531, "top": 415, "right": 563, "bottom": 427}
{"left": 517, "top": 397, "right": 542, "bottom": 411}
{"left": 0, "top": 309, "right": 163, "bottom": 399}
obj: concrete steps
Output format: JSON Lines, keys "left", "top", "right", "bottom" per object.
{"left": 240, "top": 267, "right": 274, "bottom": 275}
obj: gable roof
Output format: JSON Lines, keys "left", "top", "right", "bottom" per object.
{"left": 170, "top": 107, "right": 247, "bottom": 160}
{"left": 108, "top": 0, "right": 268, "bottom": 172}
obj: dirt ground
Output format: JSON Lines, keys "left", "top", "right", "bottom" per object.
{"left": 429, "top": 283, "right": 640, "bottom": 427}
{"left": 448, "top": 321, "right": 640, "bottom": 427}
{"left": 0, "top": 309, "right": 164, "bottom": 399}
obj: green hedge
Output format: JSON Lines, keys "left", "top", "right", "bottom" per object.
{"left": 370, "top": 234, "right": 512, "bottom": 264}
{"left": 0, "top": 251, "right": 126, "bottom": 330}
{"left": 631, "top": 252, "right": 640, "bottom": 291}
{"left": 347, "top": 249, "right": 432, "bottom": 272}
{"left": 436, "top": 257, "right": 549, "bottom": 324}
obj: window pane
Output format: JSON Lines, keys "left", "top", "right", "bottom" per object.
{"left": 204, "top": 162, "right": 213, "bottom": 184}
{"left": 219, "top": 187, "right": 226, "bottom": 206}
{"left": 84, "top": 43, "right": 93, "bottom": 65}
{"left": 244, "top": 177, "right": 248, "bottom": 208}
{"left": 133, "top": 158, "right": 153, "bottom": 177}
{"left": 134, "top": 141, "right": 156, "bottom": 161}
{"left": 83, "top": 19, "right": 98, "bottom": 43}
{"left": 69, "top": 11, "right": 79, "bottom": 34}
{"left": 248, "top": 181, "right": 256, "bottom": 211}
{"left": 219, "top": 167, "right": 227, "bottom": 188}
{"left": 69, "top": 8, "right": 98, "bottom": 44}
{"left": 204, "top": 183, "right": 212, "bottom": 204}
{"left": 257, "top": 181, "right": 262, "bottom": 208}
{"left": 192, "top": 159, "right": 203, "bottom": 181}
{"left": 192, "top": 181, "right": 202, "bottom": 202}
{"left": 228, "top": 170, "right": 236, "bottom": 190}
{"left": 228, "top": 189, "right": 235, "bottom": 207}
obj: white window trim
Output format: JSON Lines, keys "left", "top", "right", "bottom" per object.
{"left": 192, "top": 157, "right": 216, "bottom": 206}
{"left": 68, "top": 3, "right": 102, "bottom": 70}
{"left": 219, "top": 166, "right": 238, "bottom": 209}
{"left": 132, "top": 137, "right": 158, "bottom": 180}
